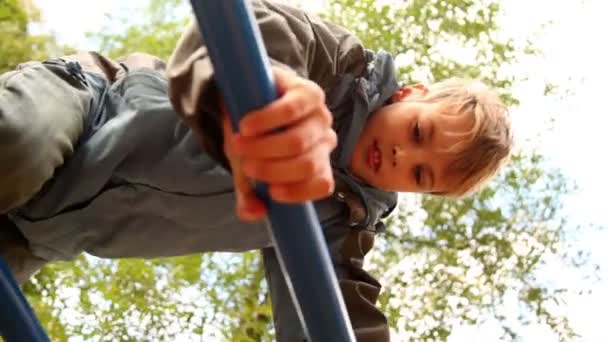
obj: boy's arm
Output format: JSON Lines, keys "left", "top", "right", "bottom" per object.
{"left": 167, "top": 0, "right": 368, "bottom": 132}
{"left": 166, "top": 0, "right": 368, "bottom": 214}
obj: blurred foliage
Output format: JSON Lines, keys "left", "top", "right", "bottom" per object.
{"left": 0, "top": 0, "right": 71, "bottom": 73}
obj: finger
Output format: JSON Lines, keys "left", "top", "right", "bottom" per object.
{"left": 236, "top": 190, "right": 267, "bottom": 222}
{"left": 241, "top": 136, "right": 337, "bottom": 183}
{"left": 268, "top": 166, "right": 335, "bottom": 203}
{"left": 272, "top": 65, "right": 299, "bottom": 92}
{"left": 224, "top": 110, "right": 268, "bottom": 222}
{"left": 231, "top": 161, "right": 268, "bottom": 222}
{"left": 239, "top": 77, "right": 327, "bottom": 137}
{"left": 233, "top": 109, "right": 335, "bottom": 159}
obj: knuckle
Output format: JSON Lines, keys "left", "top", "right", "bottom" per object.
{"left": 323, "top": 180, "right": 334, "bottom": 196}
{"left": 313, "top": 83, "right": 326, "bottom": 104}
{"left": 302, "top": 158, "right": 318, "bottom": 175}
{"left": 304, "top": 80, "right": 326, "bottom": 105}
{"left": 239, "top": 116, "right": 259, "bottom": 135}
{"left": 293, "top": 76, "right": 309, "bottom": 88}
{"left": 326, "top": 129, "right": 338, "bottom": 149}
{"left": 282, "top": 101, "right": 299, "bottom": 120}
{"left": 289, "top": 135, "right": 308, "bottom": 153}
{"left": 274, "top": 65, "right": 295, "bottom": 78}
{"left": 320, "top": 174, "right": 335, "bottom": 195}
{"left": 323, "top": 107, "right": 333, "bottom": 126}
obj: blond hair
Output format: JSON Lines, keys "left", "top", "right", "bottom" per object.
{"left": 408, "top": 78, "right": 513, "bottom": 197}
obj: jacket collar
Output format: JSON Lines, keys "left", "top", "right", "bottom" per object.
{"left": 329, "top": 50, "right": 400, "bottom": 170}
{"left": 327, "top": 50, "right": 401, "bottom": 224}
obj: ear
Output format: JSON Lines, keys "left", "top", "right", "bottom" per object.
{"left": 411, "top": 84, "right": 428, "bottom": 93}
{"left": 390, "top": 84, "right": 428, "bottom": 102}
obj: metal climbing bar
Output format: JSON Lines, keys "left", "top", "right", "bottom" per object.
{"left": 188, "top": 1, "right": 355, "bottom": 341}
{"left": 0, "top": 257, "right": 50, "bottom": 341}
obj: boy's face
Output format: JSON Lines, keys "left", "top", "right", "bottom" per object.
{"left": 349, "top": 86, "right": 473, "bottom": 194}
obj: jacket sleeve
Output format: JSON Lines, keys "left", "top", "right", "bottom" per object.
{"left": 262, "top": 222, "right": 390, "bottom": 342}
{"left": 165, "top": 0, "right": 368, "bottom": 162}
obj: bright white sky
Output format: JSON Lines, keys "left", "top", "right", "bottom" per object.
{"left": 32, "top": 0, "right": 608, "bottom": 341}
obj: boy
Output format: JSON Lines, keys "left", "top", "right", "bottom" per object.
{"left": 0, "top": 1, "right": 511, "bottom": 341}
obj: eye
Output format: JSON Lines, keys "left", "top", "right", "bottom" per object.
{"left": 413, "top": 121, "right": 423, "bottom": 143}
{"left": 413, "top": 165, "right": 423, "bottom": 185}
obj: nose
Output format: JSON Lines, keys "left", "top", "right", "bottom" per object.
{"left": 392, "top": 145, "right": 402, "bottom": 167}
{"left": 393, "top": 144, "right": 422, "bottom": 168}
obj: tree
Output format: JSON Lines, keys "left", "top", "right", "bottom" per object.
{"left": 24, "top": 0, "right": 587, "bottom": 341}
{"left": 0, "top": 0, "right": 67, "bottom": 73}
{"left": 90, "top": 0, "right": 187, "bottom": 60}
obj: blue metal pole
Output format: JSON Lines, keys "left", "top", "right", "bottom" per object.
{"left": 0, "top": 257, "right": 50, "bottom": 341}
{"left": 188, "top": 1, "right": 355, "bottom": 341}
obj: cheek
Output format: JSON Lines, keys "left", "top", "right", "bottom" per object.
{"left": 365, "top": 113, "right": 386, "bottom": 134}
{"left": 369, "top": 106, "right": 402, "bottom": 127}
{"left": 367, "top": 114, "right": 402, "bottom": 143}
{"left": 376, "top": 171, "right": 409, "bottom": 192}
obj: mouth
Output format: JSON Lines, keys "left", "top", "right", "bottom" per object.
{"left": 367, "top": 139, "right": 382, "bottom": 173}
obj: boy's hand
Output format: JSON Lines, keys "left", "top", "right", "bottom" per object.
{"left": 222, "top": 67, "right": 337, "bottom": 222}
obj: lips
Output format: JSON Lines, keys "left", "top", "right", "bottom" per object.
{"left": 367, "top": 139, "right": 382, "bottom": 173}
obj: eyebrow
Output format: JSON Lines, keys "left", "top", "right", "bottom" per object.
{"left": 425, "top": 122, "right": 436, "bottom": 190}
{"left": 427, "top": 121, "right": 435, "bottom": 143}
{"left": 425, "top": 166, "right": 435, "bottom": 190}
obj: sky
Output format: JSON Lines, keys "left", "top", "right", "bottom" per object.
{"left": 31, "top": 0, "right": 608, "bottom": 341}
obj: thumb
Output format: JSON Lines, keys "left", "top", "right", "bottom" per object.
{"left": 221, "top": 106, "right": 267, "bottom": 222}
{"left": 233, "top": 162, "right": 267, "bottom": 222}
